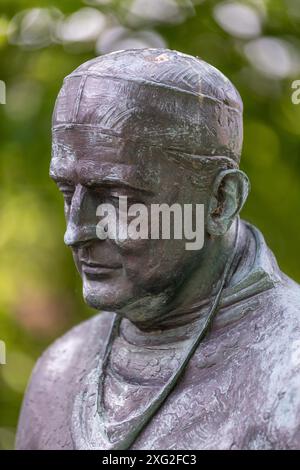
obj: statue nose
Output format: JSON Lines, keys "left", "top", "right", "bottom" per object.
{"left": 64, "top": 223, "right": 96, "bottom": 247}
{"left": 64, "top": 184, "right": 97, "bottom": 247}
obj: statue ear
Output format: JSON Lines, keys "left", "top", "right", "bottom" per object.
{"left": 207, "top": 169, "right": 250, "bottom": 236}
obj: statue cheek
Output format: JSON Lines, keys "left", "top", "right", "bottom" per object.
{"left": 113, "top": 235, "right": 151, "bottom": 254}
{"left": 102, "top": 208, "right": 151, "bottom": 252}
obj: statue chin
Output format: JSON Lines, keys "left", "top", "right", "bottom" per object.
{"left": 81, "top": 278, "right": 137, "bottom": 315}
{"left": 82, "top": 282, "right": 124, "bottom": 312}
{"left": 82, "top": 277, "right": 176, "bottom": 326}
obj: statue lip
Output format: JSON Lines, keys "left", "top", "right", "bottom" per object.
{"left": 80, "top": 260, "right": 122, "bottom": 274}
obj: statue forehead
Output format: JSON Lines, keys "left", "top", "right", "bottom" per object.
{"left": 51, "top": 127, "right": 235, "bottom": 194}
{"left": 50, "top": 128, "right": 174, "bottom": 191}
{"left": 52, "top": 49, "right": 243, "bottom": 163}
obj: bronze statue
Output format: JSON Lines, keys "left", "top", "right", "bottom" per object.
{"left": 16, "top": 49, "right": 300, "bottom": 450}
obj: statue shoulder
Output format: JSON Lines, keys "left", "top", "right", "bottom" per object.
{"left": 15, "top": 311, "right": 114, "bottom": 449}
{"left": 262, "top": 280, "right": 300, "bottom": 448}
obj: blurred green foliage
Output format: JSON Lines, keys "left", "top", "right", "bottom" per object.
{"left": 0, "top": 0, "right": 300, "bottom": 449}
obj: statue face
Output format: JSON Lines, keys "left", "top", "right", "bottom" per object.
{"left": 49, "top": 49, "right": 246, "bottom": 324}
{"left": 50, "top": 126, "right": 214, "bottom": 323}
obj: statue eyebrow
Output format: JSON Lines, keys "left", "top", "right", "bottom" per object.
{"left": 49, "top": 172, "right": 74, "bottom": 185}
{"left": 80, "top": 177, "right": 154, "bottom": 195}
{"left": 50, "top": 172, "right": 154, "bottom": 195}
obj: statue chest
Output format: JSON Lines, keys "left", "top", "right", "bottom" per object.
{"left": 71, "top": 324, "right": 258, "bottom": 450}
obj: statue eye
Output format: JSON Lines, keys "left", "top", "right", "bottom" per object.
{"left": 63, "top": 191, "right": 74, "bottom": 205}
{"left": 57, "top": 183, "right": 75, "bottom": 204}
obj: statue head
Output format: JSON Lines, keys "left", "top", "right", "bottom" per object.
{"left": 50, "top": 49, "right": 249, "bottom": 327}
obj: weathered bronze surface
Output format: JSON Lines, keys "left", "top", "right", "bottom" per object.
{"left": 16, "top": 49, "right": 300, "bottom": 450}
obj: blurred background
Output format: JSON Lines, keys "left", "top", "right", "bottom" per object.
{"left": 0, "top": 0, "right": 300, "bottom": 449}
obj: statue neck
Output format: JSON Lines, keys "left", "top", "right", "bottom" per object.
{"left": 122, "top": 219, "right": 248, "bottom": 335}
